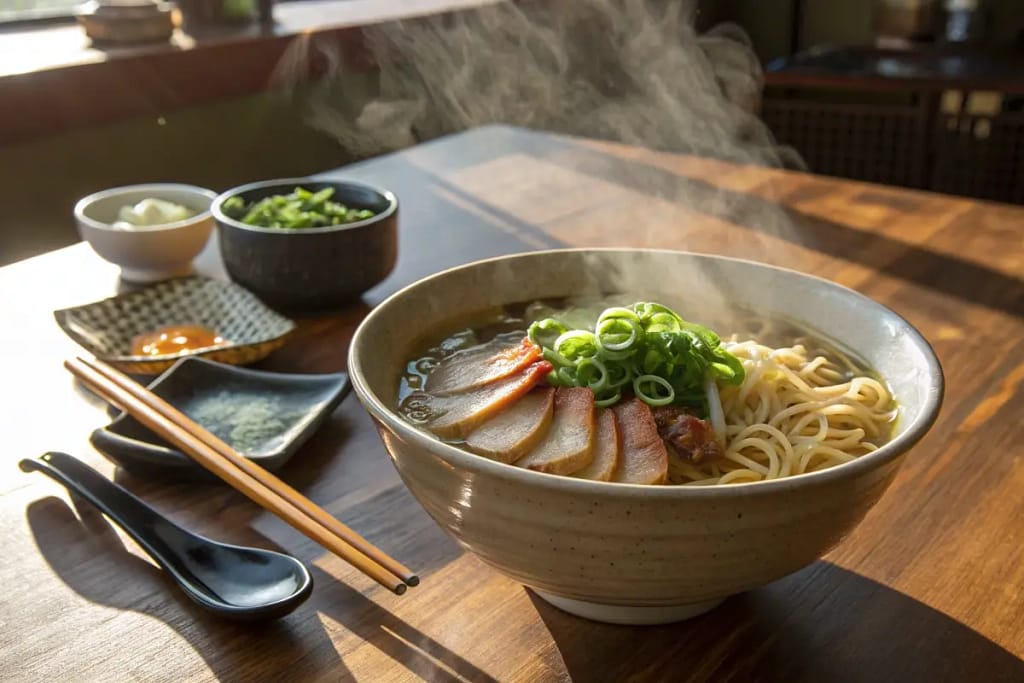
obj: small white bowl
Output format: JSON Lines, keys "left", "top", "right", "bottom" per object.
{"left": 75, "top": 183, "right": 217, "bottom": 283}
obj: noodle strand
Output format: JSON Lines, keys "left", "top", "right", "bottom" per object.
{"left": 673, "top": 340, "right": 896, "bottom": 485}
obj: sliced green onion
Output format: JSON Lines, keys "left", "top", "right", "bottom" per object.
{"left": 710, "top": 350, "right": 746, "bottom": 385}
{"left": 542, "top": 347, "right": 574, "bottom": 368}
{"left": 645, "top": 313, "right": 680, "bottom": 334}
{"left": 528, "top": 319, "right": 569, "bottom": 348}
{"left": 554, "top": 329, "right": 598, "bottom": 361}
{"left": 527, "top": 300, "right": 744, "bottom": 411}
{"left": 576, "top": 357, "right": 609, "bottom": 393}
{"left": 595, "top": 345, "right": 637, "bottom": 362}
{"left": 596, "top": 316, "right": 639, "bottom": 352}
{"left": 548, "top": 366, "right": 577, "bottom": 386}
{"left": 597, "top": 306, "right": 641, "bottom": 323}
{"left": 641, "top": 349, "right": 666, "bottom": 374}
{"left": 605, "top": 361, "right": 633, "bottom": 389}
{"left": 633, "top": 374, "right": 675, "bottom": 406}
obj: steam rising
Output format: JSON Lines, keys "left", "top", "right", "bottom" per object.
{"left": 284, "top": 0, "right": 802, "bottom": 169}
{"left": 274, "top": 0, "right": 809, "bottom": 312}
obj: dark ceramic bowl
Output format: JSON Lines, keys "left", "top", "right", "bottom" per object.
{"left": 212, "top": 178, "right": 398, "bottom": 311}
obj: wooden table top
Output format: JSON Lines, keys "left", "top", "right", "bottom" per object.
{"left": 1, "top": 125, "right": 1022, "bottom": 682}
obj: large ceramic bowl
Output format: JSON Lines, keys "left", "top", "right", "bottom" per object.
{"left": 212, "top": 178, "right": 398, "bottom": 312}
{"left": 348, "top": 249, "right": 943, "bottom": 625}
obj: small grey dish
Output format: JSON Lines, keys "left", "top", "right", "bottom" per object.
{"left": 212, "top": 178, "right": 398, "bottom": 312}
{"left": 90, "top": 357, "right": 350, "bottom": 481}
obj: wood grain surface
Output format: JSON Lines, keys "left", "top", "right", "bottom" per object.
{"left": 1, "top": 125, "right": 1022, "bottom": 682}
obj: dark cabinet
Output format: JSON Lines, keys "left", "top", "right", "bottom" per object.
{"left": 762, "top": 46, "right": 1024, "bottom": 204}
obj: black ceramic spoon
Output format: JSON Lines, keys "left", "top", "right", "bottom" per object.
{"left": 20, "top": 451, "right": 313, "bottom": 621}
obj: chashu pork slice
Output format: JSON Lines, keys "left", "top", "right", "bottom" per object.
{"left": 425, "top": 361, "right": 552, "bottom": 440}
{"left": 571, "top": 408, "right": 619, "bottom": 482}
{"left": 427, "top": 337, "right": 541, "bottom": 396}
{"left": 465, "top": 387, "right": 555, "bottom": 463}
{"left": 515, "top": 387, "right": 595, "bottom": 475}
{"left": 611, "top": 397, "right": 669, "bottom": 485}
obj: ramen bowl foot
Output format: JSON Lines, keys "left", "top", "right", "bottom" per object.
{"left": 533, "top": 590, "right": 725, "bottom": 625}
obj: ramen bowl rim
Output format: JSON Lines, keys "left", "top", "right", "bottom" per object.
{"left": 349, "top": 247, "right": 944, "bottom": 499}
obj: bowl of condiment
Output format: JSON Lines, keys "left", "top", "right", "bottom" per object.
{"left": 211, "top": 178, "right": 398, "bottom": 311}
{"left": 54, "top": 276, "right": 296, "bottom": 374}
{"left": 75, "top": 183, "right": 217, "bottom": 283}
{"left": 346, "top": 248, "right": 943, "bottom": 624}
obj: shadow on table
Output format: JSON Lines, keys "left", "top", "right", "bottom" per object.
{"left": 26, "top": 497, "right": 349, "bottom": 683}
{"left": 529, "top": 560, "right": 1024, "bottom": 682}
{"left": 29, "top": 481, "right": 493, "bottom": 683}
{"left": 310, "top": 565, "right": 499, "bottom": 683}
{"left": 533, "top": 136, "right": 1024, "bottom": 320}
{"left": 294, "top": 482, "right": 494, "bottom": 682}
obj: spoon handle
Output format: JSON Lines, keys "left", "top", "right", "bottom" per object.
{"left": 19, "top": 452, "right": 188, "bottom": 574}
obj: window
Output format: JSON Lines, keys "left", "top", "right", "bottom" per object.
{"left": 0, "top": 0, "right": 293, "bottom": 24}
{"left": 0, "top": 0, "right": 81, "bottom": 23}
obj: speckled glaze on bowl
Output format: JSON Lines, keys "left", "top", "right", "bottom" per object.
{"left": 212, "top": 178, "right": 397, "bottom": 312}
{"left": 348, "top": 249, "right": 944, "bottom": 625}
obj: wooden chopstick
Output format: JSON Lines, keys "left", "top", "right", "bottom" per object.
{"left": 66, "top": 356, "right": 418, "bottom": 594}
{"left": 80, "top": 355, "right": 419, "bottom": 588}
{"left": 67, "top": 357, "right": 412, "bottom": 593}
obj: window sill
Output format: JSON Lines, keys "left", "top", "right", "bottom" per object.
{"left": 0, "top": 0, "right": 497, "bottom": 145}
